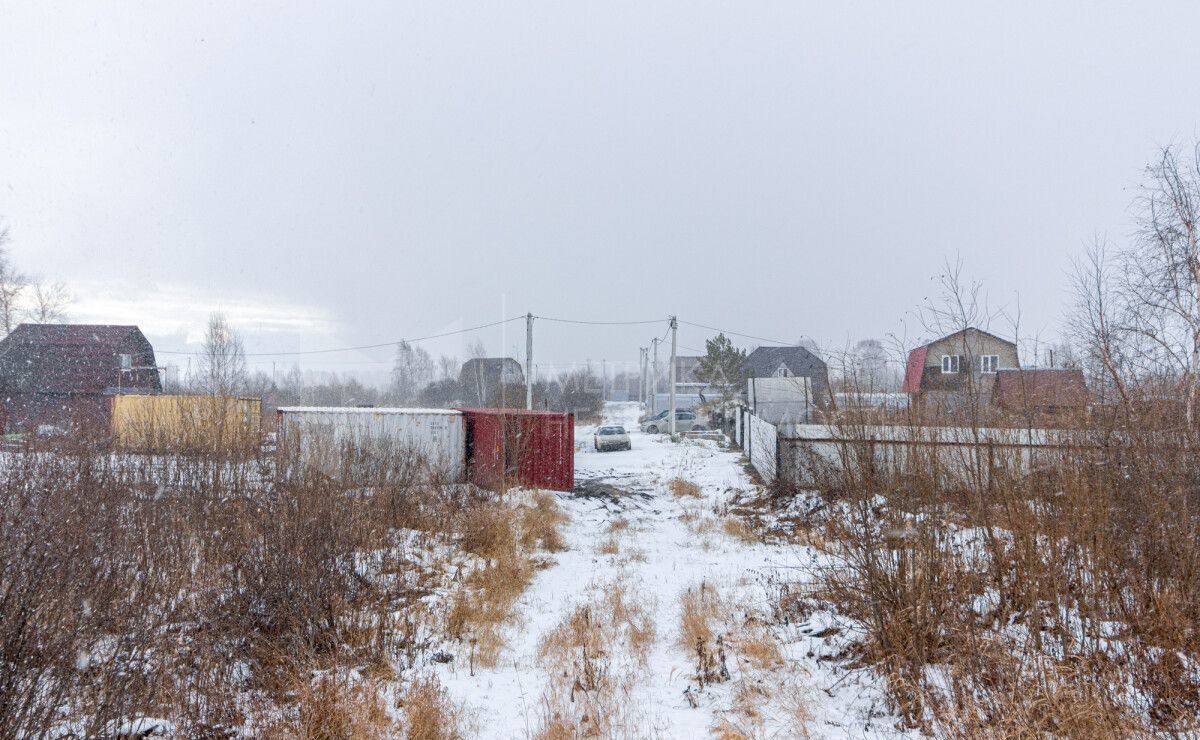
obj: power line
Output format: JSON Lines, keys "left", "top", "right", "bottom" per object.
{"left": 157, "top": 316, "right": 526, "bottom": 357}
{"left": 677, "top": 319, "right": 792, "bottom": 347}
{"left": 533, "top": 315, "right": 667, "bottom": 326}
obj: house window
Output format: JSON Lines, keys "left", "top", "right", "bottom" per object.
{"left": 773, "top": 364, "right": 790, "bottom": 378}
{"left": 119, "top": 353, "right": 132, "bottom": 370}
{"left": 941, "top": 354, "right": 960, "bottom": 374}
{"left": 981, "top": 355, "right": 999, "bottom": 373}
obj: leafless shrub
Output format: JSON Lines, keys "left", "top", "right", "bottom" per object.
{"left": 0, "top": 431, "right": 544, "bottom": 737}
{"left": 776, "top": 245, "right": 1200, "bottom": 733}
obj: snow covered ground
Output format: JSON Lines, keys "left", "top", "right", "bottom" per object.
{"left": 434, "top": 402, "right": 909, "bottom": 738}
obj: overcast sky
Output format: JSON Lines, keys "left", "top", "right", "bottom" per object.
{"left": 3, "top": 1, "right": 1200, "bottom": 381}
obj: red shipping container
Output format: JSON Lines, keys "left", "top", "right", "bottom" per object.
{"left": 457, "top": 408, "right": 575, "bottom": 492}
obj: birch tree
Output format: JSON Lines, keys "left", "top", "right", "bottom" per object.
{"left": 1121, "top": 143, "right": 1200, "bottom": 425}
{"left": 195, "top": 313, "right": 247, "bottom": 396}
{"left": 27, "top": 281, "right": 70, "bottom": 323}
{"left": 390, "top": 340, "right": 434, "bottom": 403}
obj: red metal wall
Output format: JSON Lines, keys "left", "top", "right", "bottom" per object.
{"left": 457, "top": 408, "right": 575, "bottom": 492}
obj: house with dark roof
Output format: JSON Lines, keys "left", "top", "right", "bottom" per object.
{"left": 902, "top": 327, "right": 1018, "bottom": 409}
{"left": 742, "top": 345, "right": 831, "bottom": 408}
{"left": 0, "top": 324, "right": 161, "bottom": 433}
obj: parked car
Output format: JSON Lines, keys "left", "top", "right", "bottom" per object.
{"left": 638, "top": 409, "right": 667, "bottom": 424}
{"left": 640, "top": 410, "right": 706, "bottom": 434}
{"left": 594, "top": 425, "right": 631, "bottom": 451}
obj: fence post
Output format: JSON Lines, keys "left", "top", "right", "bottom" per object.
{"left": 745, "top": 408, "right": 751, "bottom": 459}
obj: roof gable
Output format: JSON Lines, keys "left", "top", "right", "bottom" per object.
{"left": 901, "top": 346, "right": 929, "bottom": 393}
{"left": 743, "top": 346, "right": 826, "bottom": 378}
{"left": 0, "top": 324, "right": 160, "bottom": 395}
{"left": 919, "top": 327, "right": 1016, "bottom": 353}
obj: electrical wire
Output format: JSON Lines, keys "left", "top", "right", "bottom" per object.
{"left": 676, "top": 319, "right": 792, "bottom": 347}
{"left": 533, "top": 315, "right": 667, "bottom": 326}
{"left": 156, "top": 316, "right": 526, "bottom": 357}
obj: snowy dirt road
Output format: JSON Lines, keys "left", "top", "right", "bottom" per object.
{"left": 435, "top": 402, "right": 905, "bottom": 739}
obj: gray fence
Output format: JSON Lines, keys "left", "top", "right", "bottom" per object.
{"left": 771, "top": 423, "right": 1071, "bottom": 490}
{"left": 745, "top": 411, "right": 778, "bottom": 483}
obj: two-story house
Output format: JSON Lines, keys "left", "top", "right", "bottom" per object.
{"left": 901, "top": 327, "right": 1018, "bottom": 409}
{"left": 0, "top": 324, "right": 162, "bottom": 433}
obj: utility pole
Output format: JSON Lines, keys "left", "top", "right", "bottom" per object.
{"left": 668, "top": 315, "right": 678, "bottom": 435}
{"left": 525, "top": 312, "right": 533, "bottom": 410}
{"left": 639, "top": 347, "right": 647, "bottom": 405}
{"left": 651, "top": 337, "right": 660, "bottom": 414}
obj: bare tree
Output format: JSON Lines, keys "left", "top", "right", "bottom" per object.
{"left": 0, "top": 228, "right": 28, "bottom": 336}
{"left": 851, "top": 338, "right": 891, "bottom": 391}
{"left": 390, "top": 340, "right": 434, "bottom": 404}
{"left": 1069, "top": 240, "right": 1132, "bottom": 409}
{"left": 27, "top": 280, "right": 70, "bottom": 323}
{"left": 1117, "top": 143, "right": 1200, "bottom": 425}
{"left": 194, "top": 313, "right": 247, "bottom": 396}
{"left": 437, "top": 354, "right": 459, "bottom": 381}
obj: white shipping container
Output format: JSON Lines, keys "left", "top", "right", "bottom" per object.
{"left": 277, "top": 407, "right": 466, "bottom": 482}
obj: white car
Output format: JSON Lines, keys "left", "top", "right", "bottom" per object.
{"left": 640, "top": 410, "right": 706, "bottom": 434}
{"left": 593, "top": 425, "right": 631, "bottom": 451}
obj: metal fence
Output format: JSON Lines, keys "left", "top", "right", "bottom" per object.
{"left": 745, "top": 411, "right": 778, "bottom": 483}
{"left": 774, "top": 423, "right": 1066, "bottom": 489}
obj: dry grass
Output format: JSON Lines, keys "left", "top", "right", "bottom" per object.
{"left": 668, "top": 477, "right": 702, "bottom": 498}
{"left": 400, "top": 675, "right": 468, "bottom": 740}
{"left": 606, "top": 517, "right": 631, "bottom": 534}
{"left": 521, "top": 492, "right": 568, "bottom": 553}
{"left": 729, "top": 629, "right": 784, "bottom": 671}
{"left": 721, "top": 517, "right": 758, "bottom": 544}
{"left": 595, "top": 536, "right": 621, "bottom": 555}
{"left": 781, "top": 381, "right": 1200, "bottom": 734}
{"left": 0, "top": 434, "right": 556, "bottom": 736}
{"left": 680, "top": 507, "right": 718, "bottom": 538}
{"left": 267, "top": 675, "right": 395, "bottom": 740}
{"left": 538, "top": 579, "right": 657, "bottom": 671}
{"left": 712, "top": 680, "right": 812, "bottom": 739}
{"left": 533, "top": 579, "right": 656, "bottom": 738}
{"left": 616, "top": 547, "right": 648, "bottom": 565}
{"left": 444, "top": 490, "right": 568, "bottom": 668}
{"left": 447, "top": 557, "right": 533, "bottom": 669}
{"left": 680, "top": 582, "right": 722, "bottom": 652}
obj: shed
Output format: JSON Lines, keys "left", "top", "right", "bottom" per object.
{"left": 0, "top": 324, "right": 161, "bottom": 433}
